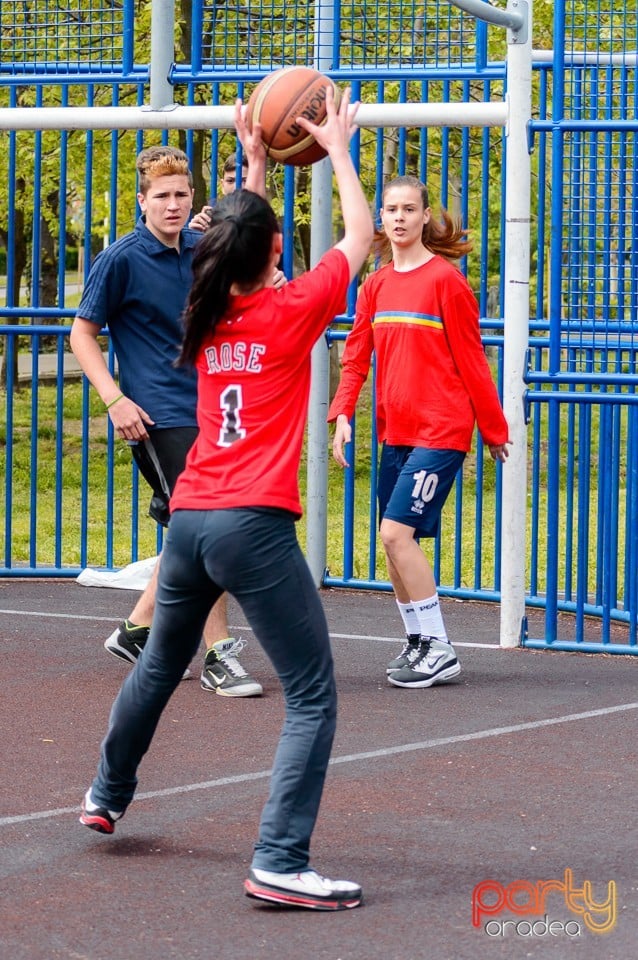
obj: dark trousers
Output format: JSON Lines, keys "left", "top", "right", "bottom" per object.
{"left": 90, "top": 507, "right": 337, "bottom": 873}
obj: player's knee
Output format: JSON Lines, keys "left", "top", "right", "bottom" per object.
{"left": 379, "top": 518, "right": 411, "bottom": 553}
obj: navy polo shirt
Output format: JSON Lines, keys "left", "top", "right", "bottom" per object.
{"left": 76, "top": 217, "right": 200, "bottom": 429}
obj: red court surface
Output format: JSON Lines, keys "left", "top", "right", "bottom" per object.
{"left": 1, "top": 578, "right": 637, "bottom": 960}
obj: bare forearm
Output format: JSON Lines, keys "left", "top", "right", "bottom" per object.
{"left": 331, "top": 149, "right": 373, "bottom": 277}
{"left": 245, "top": 156, "right": 267, "bottom": 198}
{"left": 70, "top": 322, "right": 120, "bottom": 404}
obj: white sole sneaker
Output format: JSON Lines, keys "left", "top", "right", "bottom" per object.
{"left": 388, "top": 659, "right": 460, "bottom": 688}
{"left": 244, "top": 868, "right": 362, "bottom": 910}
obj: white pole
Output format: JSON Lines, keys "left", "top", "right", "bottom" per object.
{"left": 306, "top": 166, "right": 333, "bottom": 586}
{"left": 305, "top": 0, "right": 334, "bottom": 587}
{"left": 500, "top": 0, "right": 533, "bottom": 647}
{"left": 150, "top": 0, "right": 175, "bottom": 110}
{"left": 0, "top": 100, "right": 507, "bottom": 132}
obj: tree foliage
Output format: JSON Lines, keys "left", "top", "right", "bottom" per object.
{"left": 0, "top": 0, "right": 624, "bottom": 332}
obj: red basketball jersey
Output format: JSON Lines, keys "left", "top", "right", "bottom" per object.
{"left": 171, "top": 248, "right": 349, "bottom": 518}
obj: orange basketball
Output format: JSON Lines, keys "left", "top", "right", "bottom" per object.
{"left": 246, "top": 66, "right": 341, "bottom": 166}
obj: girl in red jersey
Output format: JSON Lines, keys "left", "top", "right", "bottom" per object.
{"left": 80, "top": 87, "right": 373, "bottom": 911}
{"left": 328, "top": 175, "right": 510, "bottom": 689}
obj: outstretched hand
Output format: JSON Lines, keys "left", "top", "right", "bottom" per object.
{"left": 234, "top": 99, "right": 267, "bottom": 167}
{"left": 233, "top": 99, "right": 267, "bottom": 197}
{"left": 296, "top": 84, "right": 359, "bottom": 158}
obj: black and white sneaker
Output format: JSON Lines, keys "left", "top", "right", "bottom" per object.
{"left": 386, "top": 634, "right": 421, "bottom": 673}
{"left": 104, "top": 620, "right": 149, "bottom": 665}
{"left": 200, "top": 638, "right": 263, "bottom": 697}
{"left": 244, "top": 867, "right": 362, "bottom": 910}
{"left": 79, "top": 790, "right": 123, "bottom": 835}
{"left": 387, "top": 637, "right": 461, "bottom": 688}
{"left": 104, "top": 620, "right": 191, "bottom": 679}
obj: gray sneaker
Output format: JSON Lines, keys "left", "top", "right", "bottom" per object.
{"left": 200, "top": 638, "right": 263, "bottom": 697}
{"left": 387, "top": 637, "right": 461, "bottom": 688}
{"left": 386, "top": 634, "right": 421, "bottom": 674}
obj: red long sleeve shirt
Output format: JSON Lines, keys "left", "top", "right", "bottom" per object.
{"left": 327, "top": 255, "right": 509, "bottom": 451}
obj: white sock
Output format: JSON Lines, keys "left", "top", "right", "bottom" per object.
{"left": 395, "top": 600, "right": 420, "bottom": 637}
{"left": 412, "top": 594, "right": 449, "bottom": 643}
{"left": 84, "top": 790, "right": 122, "bottom": 820}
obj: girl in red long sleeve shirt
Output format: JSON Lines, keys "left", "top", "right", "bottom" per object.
{"left": 328, "top": 175, "right": 510, "bottom": 688}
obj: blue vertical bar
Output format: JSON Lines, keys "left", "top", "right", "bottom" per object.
{"left": 607, "top": 403, "right": 622, "bottom": 621}
{"left": 31, "top": 86, "right": 43, "bottom": 314}
{"left": 628, "top": 406, "right": 638, "bottom": 645}
{"left": 575, "top": 402, "right": 591, "bottom": 644}
{"left": 535, "top": 68, "right": 548, "bottom": 322}
{"left": 440, "top": 80, "right": 450, "bottom": 207}
{"left": 29, "top": 336, "right": 40, "bottom": 569}
{"left": 454, "top": 469, "right": 464, "bottom": 589}
{"left": 80, "top": 376, "right": 90, "bottom": 570}
{"left": 83, "top": 85, "right": 95, "bottom": 285}
{"left": 529, "top": 389, "right": 541, "bottom": 600}
{"left": 375, "top": 81, "right": 385, "bottom": 206}
{"left": 4, "top": 90, "right": 17, "bottom": 566}
{"left": 3, "top": 333, "right": 15, "bottom": 567}
{"left": 210, "top": 83, "right": 221, "bottom": 202}
{"left": 398, "top": 80, "right": 407, "bottom": 173}
{"left": 564, "top": 401, "right": 575, "bottom": 603}
{"left": 190, "top": 0, "right": 204, "bottom": 73}
{"left": 367, "top": 360, "right": 379, "bottom": 582}
{"left": 419, "top": 81, "right": 428, "bottom": 185}
{"left": 460, "top": 78, "right": 470, "bottom": 277}
{"left": 283, "top": 165, "right": 295, "bottom": 280}
{"left": 58, "top": 88, "right": 69, "bottom": 308}
{"left": 54, "top": 334, "right": 65, "bottom": 568}
{"left": 545, "top": 0, "right": 567, "bottom": 645}
{"left": 478, "top": 79, "right": 491, "bottom": 318}
{"left": 122, "top": 0, "right": 135, "bottom": 75}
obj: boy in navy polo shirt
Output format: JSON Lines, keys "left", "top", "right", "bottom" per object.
{"left": 70, "top": 145, "right": 262, "bottom": 698}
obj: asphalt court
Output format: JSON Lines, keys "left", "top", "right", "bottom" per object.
{"left": 1, "top": 578, "right": 637, "bottom": 960}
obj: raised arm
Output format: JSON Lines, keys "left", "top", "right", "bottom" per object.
{"left": 296, "top": 85, "right": 373, "bottom": 281}
{"left": 234, "top": 100, "right": 268, "bottom": 199}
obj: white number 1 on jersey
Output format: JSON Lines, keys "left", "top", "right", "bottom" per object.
{"left": 219, "top": 384, "right": 246, "bottom": 447}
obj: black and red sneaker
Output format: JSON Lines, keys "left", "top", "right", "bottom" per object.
{"left": 79, "top": 791, "right": 123, "bottom": 835}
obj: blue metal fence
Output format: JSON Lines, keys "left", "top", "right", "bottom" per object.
{"left": 1, "top": 0, "right": 637, "bottom": 652}
{"left": 522, "top": 0, "right": 638, "bottom": 650}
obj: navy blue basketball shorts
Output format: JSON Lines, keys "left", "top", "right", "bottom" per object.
{"left": 378, "top": 444, "right": 466, "bottom": 539}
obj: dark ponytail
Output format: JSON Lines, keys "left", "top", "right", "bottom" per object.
{"left": 179, "top": 190, "right": 280, "bottom": 366}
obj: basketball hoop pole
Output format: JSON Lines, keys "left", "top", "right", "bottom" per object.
{"left": 497, "top": 1, "right": 532, "bottom": 648}
{"left": 449, "top": 0, "right": 532, "bottom": 647}
{"left": 305, "top": 0, "right": 335, "bottom": 587}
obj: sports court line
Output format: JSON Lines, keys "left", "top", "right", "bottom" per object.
{"left": 1, "top": 700, "right": 636, "bottom": 829}
{"left": 0, "top": 607, "right": 500, "bottom": 648}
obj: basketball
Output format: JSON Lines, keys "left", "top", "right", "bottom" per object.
{"left": 246, "top": 66, "right": 341, "bottom": 166}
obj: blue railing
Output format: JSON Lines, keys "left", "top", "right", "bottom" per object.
{"left": 1, "top": 0, "right": 637, "bottom": 653}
